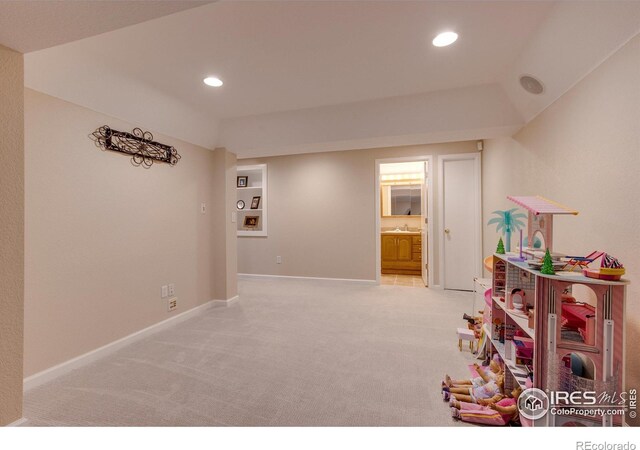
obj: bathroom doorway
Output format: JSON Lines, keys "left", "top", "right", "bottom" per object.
{"left": 375, "top": 157, "right": 433, "bottom": 287}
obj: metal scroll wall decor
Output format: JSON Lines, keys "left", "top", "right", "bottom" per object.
{"left": 91, "top": 126, "right": 181, "bottom": 168}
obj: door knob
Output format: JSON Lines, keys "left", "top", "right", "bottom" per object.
{"left": 444, "top": 228, "right": 450, "bottom": 234}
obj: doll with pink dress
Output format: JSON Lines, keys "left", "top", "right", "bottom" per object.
{"left": 449, "top": 386, "right": 522, "bottom": 426}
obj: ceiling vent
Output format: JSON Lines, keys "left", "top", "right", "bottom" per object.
{"left": 519, "top": 75, "right": 545, "bottom": 95}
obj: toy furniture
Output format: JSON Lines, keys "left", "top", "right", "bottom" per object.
{"left": 485, "top": 195, "right": 630, "bottom": 427}
{"left": 583, "top": 253, "right": 626, "bottom": 281}
{"left": 560, "top": 302, "right": 596, "bottom": 346}
{"left": 457, "top": 327, "right": 476, "bottom": 352}
{"left": 563, "top": 250, "right": 604, "bottom": 272}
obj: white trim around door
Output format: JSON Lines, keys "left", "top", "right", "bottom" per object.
{"left": 375, "top": 155, "right": 434, "bottom": 288}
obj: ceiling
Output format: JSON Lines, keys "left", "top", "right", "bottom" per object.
{"left": 9, "top": 1, "right": 640, "bottom": 154}
{"left": 0, "top": 1, "right": 211, "bottom": 53}
{"left": 24, "top": 1, "right": 552, "bottom": 118}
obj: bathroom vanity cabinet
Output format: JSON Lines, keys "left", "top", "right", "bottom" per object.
{"left": 381, "top": 233, "right": 421, "bottom": 275}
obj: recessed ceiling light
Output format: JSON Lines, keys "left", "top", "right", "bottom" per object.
{"left": 203, "top": 76, "right": 223, "bottom": 87}
{"left": 432, "top": 31, "right": 458, "bottom": 47}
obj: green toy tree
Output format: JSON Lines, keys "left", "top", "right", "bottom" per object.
{"left": 540, "top": 249, "right": 555, "bottom": 275}
{"left": 496, "top": 237, "right": 505, "bottom": 254}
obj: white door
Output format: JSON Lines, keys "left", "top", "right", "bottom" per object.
{"left": 441, "top": 155, "right": 481, "bottom": 291}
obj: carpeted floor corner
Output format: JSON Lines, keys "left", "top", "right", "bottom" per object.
{"left": 23, "top": 277, "right": 479, "bottom": 426}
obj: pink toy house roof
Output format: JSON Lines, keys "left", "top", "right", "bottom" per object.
{"left": 507, "top": 196, "right": 578, "bottom": 216}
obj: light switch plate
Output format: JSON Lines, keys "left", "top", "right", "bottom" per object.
{"left": 168, "top": 283, "right": 175, "bottom": 296}
{"left": 161, "top": 285, "right": 168, "bottom": 298}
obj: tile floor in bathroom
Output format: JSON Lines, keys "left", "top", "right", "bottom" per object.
{"left": 380, "top": 274, "right": 425, "bottom": 287}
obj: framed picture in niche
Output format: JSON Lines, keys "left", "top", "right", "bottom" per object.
{"left": 251, "top": 196, "right": 261, "bottom": 209}
{"left": 237, "top": 176, "right": 248, "bottom": 188}
{"left": 244, "top": 215, "right": 259, "bottom": 228}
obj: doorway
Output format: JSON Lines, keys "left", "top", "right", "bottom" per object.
{"left": 375, "top": 157, "right": 433, "bottom": 287}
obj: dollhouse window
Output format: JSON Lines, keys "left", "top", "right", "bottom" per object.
{"left": 561, "top": 352, "right": 596, "bottom": 380}
{"left": 531, "top": 230, "right": 545, "bottom": 250}
{"left": 558, "top": 352, "right": 596, "bottom": 396}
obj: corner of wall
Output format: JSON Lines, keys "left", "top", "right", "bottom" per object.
{"left": 0, "top": 44, "right": 24, "bottom": 426}
{"left": 225, "top": 150, "right": 238, "bottom": 300}
{"left": 211, "top": 147, "right": 238, "bottom": 301}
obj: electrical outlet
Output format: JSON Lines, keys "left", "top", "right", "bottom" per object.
{"left": 161, "top": 285, "right": 168, "bottom": 298}
{"left": 167, "top": 297, "right": 177, "bottom": 312}
{"left": 168, "top": 283, "right": 175, "bottom": 296}
{"left": 231, "top": 212, "right": 237, "bottom": 223}
{"left": 276, "top": 256, "right": 282, "bottom": 264}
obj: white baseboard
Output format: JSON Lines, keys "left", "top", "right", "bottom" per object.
{"left": 238, "top": 273, "right": 376, "bottom": 285}
{"left": 212, "top": 295, "right": 239, "bottom": 306}
{"left": 6, "top": 418, "right": 28, "bottom": 427}
{"left": 23, "top": 299, "right": 217, "bottom": 392}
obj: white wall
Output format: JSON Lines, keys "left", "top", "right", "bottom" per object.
{"left": 26, "top": 46, "right": 218, "bottom": 150}
{"left": 24, "top": 89, "right": 235, "bottom": 377}
{"left": 238, "top": 141, "right": 476, "bottom": 284}
{"left": 221, "top": 84, "right": 521, "bottom": 158}
{"left": 0, "top": 44, "right": 24, "bottom": 426}
{"left": 483, "top": 34, "right": 640, "bottom": 424}
{"left": 501, "top": 1, "right": 640, "bottom": 122}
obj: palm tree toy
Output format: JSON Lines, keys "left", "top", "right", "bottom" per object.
{"left": 488, "top": 208, "right": 527, "bottom": 253}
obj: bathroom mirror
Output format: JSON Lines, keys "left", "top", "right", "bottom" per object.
{"left": 381, "top": 184, "right": 422, "bottom": 216}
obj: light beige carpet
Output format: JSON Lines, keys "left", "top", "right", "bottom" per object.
{"left": 24, "top": 277, "right": 479, "bottom": 426}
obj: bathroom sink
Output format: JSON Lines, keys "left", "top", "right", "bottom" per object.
{"left": 382, "top": 230, "right": 420, "bottom": 234}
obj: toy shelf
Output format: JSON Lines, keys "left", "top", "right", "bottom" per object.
{"left": 489, "top": 337, "right": 529, "bottom": 390}
{"left": 489, "top": 251, "right": 629, "bottom": 427}
{"left": 492, "top": 296, "right": 534, "bottom": 338}
{"left": 493, "top": 259, "right": 506, "bottom": 297}
{"left": 484, "top": 195, "right": 630, "bottom": 426}
{"left": 495, "top": 253, "right": 629, "bottom": 286}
